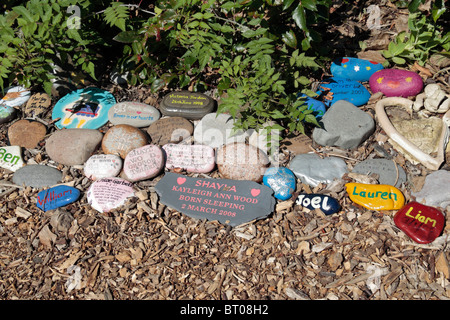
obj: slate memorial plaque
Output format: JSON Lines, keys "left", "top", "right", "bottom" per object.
{"left": 155, "top": 173, "right": 276, "bottom": 227}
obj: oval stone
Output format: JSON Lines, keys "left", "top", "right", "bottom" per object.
{"left": 108, "top": 101, "right": 160, "bottom": 127}
{"left": 369, "top": 69, "right": 423, "bottom": 97}
{"left": 24, "top": 92, "right": 51, "bottom": 118}
{"left": 123, "top": 144, "right": 164, "bottom": 181}
{"left": 87, "top": 177, "right": 135, "bottom": 213}
{"left": 163, "top": 143, "right": 215, "bottom": 173}
{"left": 36, "top": 185, "right": 81, "bottom": 211}
{"left": 346, "top": 182, "right": 405, "bottom": 210}
{"left": 160, "top": 90, "right": 215, "bottom": 120}
{"left": 394, "top": 201, "right": 445, "bottom": 244}
{"left": 263, "top": 167, "right": 296, "bottom": 200}
{"left": 13, "top": 165, "right": 62, "bottom": 188}
{"left": 1, "top": 86, "right": 31, "bottom": 107}
{"left": 295, "top": 193, "right": 341, "bottom": 215}
{"left": 102, "top": 124, "right": 148, "bottom": 158}
{"left": 147, "top": 117, "right": 194, "bottom": 145}
{"left": 330, "top": 57, "right": 384, "bottom": 82}
{"left": 0, "top": 146, "right": 24, "bottom": 172}
{"left": 84, "top": 154, "right": 122, "bottom": 180}
{"left": 46, "top": 129, "right": 103, "bottom": 166}
{"left": 8, "top": 119, "right": 47, "bottom": 149}
{"left": 352, "top": 158, "right": 406, "bottom": 187}
{"left": 316, "top": 78, "right": 371, "bottom": 107}
{"left": 0, "top": 104, "right": 17, "bottom": 125}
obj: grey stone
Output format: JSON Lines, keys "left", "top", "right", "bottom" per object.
{"left": 412, "top": 170, "right": 450, "bottom": 209}
{"left": 160, "top": 91, "right": 215, "bottom": 120}
{"left": 312, "top": 100, "right": 375, "bottom": 149}
{"left": 13, "top": 165, "right": 62, "bottom": 188}
{"left": 352, "top": 158, "right": 406, "bottom": 187}
{"left": 108, "top": 101, "right": 160, "bottom": 127}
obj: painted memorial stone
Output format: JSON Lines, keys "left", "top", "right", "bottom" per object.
{"left": 296, "top": 193, "right": 340, "bottom": 215}
{"left": 52, "top": 87, "right": 116, "bottom": 129}
{"left": 107, "top": 101, "right": 160, "bottom": 127}
{"left": 12, "top": 165, "right": 62, "bottom": 188}
{"left": 352, "top": 158, "right": 406, "bottom": 187}
{"left": 24, "top": 92, "right": 51, "bottom": 118}
{"left": 86, "top": 177, "right": 135, "bottom": 213}
{"left": 262, "top": 167, "right": 296, "bottom": 200}
{"left": 160, "top": 90, "right": 215, "bottom": 120}
{"left": 0, "top": 146, "right": 24, "bottom": 172}
{"left": 412, "top": 170, "right": 450, "bottom": 209}
{"left": 369, "top": 69, "right": 423, "bottom": 97}
{"left": 84, "top": 154, "right": 122, "bottom": 180}
{"left": 330, "top": 57, "right": 384, "bottom": 82}
{"left": 346, "top": 182, "right": 405, "bottom": 211}
{"left": 1, "top": 86, "right": 31, "bottom": 107}
{"left": 0, "top": 104, "right": 17, "bottom": 125}
{"left": 36, "top": 185, "right": 81, "bottom": 211}
{"left": 8, "top": 119, "right": 47, "bottom": 149}
{"left": 155, "top": 172, "right": 276, "bottom": 227}
{"left": 46, "top": 128, "right": 103, "bottom": 166}
{"left": 147, "top": 117, "right": 194, "bottom": 145}
{"left": 163, "top": 144, "right": 215, "bottom": 173}
{"left": 316, "top": 78, "right": 371, "bottom": 107}
{"left": 394, "top": 201, "right": 445, "bottom": 244}
{"left": 102, "top": 124, "right": 148, "bottom": 159}
{"left": 123, "top": 144, "right": 164, "bottom": 182}
{"left": 297, "top": 94, "right": 327, "bottom": 119}
{"left": 281, "top": 133, "right": 313, "bottom": 155}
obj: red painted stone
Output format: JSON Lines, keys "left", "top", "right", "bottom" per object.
{"left": 394, "top": 201, "right": 445, "bottom": 244}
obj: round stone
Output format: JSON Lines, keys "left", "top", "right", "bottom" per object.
{"left": 369, "top": 69, "right": 423, "bottom": 97}
{"left": 8, "top": 119, "right": 47, "bottom": 149}
{"left": 84, "top": 154, "right": 122, "bottom": 180}
{"left": 1, "top": 86, "right": 31, "bottom": 107}
{"left": 216, "top": 142, "right": 270, "bottom": 182}
{"left": 123, "top": 144, "right": 164, "bottom": 182}
{"left": 102, "top": 124, "right": 148, "bottom": 158}
{"left": 12, "top": 165, "right": 62, "bottom": 188}
{"left": 147, "top": 117, "right": 194, "bottom": 145}
{"left": 263, "top": 167, "right": 297, "bottom": 200}
{"left": 24, "top": 92, "right": 51, "bottom": 118}
{"left": 163, "top": 143, "right": 216, "bottom": 173}
{"left": 86, "top": 177, "right": 135, "bottom": 213}
{"left": 108, "top": 101, "right": 160, "bottom": 127}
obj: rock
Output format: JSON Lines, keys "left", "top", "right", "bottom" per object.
{"left": 194, "top": 113, "right": 249, "bottom": 149}
{"left": 8, "top": 119, "right": 47, "bottom": 149}
{"left": 295, "top": 193, "right": 340, "bottom": 215}
{"left": 412, "top": 170, "right": 450, "bottom": 209}
{"left": 159, "top": 90, "right": 215, "bottom": 120}
{"left": 352, "top": 158, "right": 406, "bottom": 187}
{"left": 1, "top": 86, "right": 31, "bottom": 107}
{"left": 86, "top": 177, "right": 135, "bottom": 213}
{"left": 216, "top": 142, "right": 270, "bottom": 182}
{"left": 36, "top": 185, "right": 81, "bottom": 211}
{"left": 163, "top": 144, "right": 215, "bottom": 173}
{"left": 346, "top": 182, "right": 405, "bottom": 211}
{"left": 123, "top": 144, "right": 164, "bottom": 182}
{"left": 147, "top": 117, "right": 194, "bottom": 145}
{"left": 52, "top": 87, "right": 116, "bottom": 129}
{"left": 45, "top": 129, "right": 103, "bottom": 166}
{"left": 108, "top": 101, "right": 160, "bottom": 127}
{"left": 413, "top": 83, "right": 450, "bottom": 115}
{"left": 84, "top": 154, "right": 122, "bottom": 180}
{"left": 12, "top": 165, "right": 62, "bottom": 188}
{"left": 281, "top": 133, "right": 313, "bottom": 155}
{"left": 330, "top": 57, "right": 384, "bottom": 82}
{"left": 262, "top": 167, "right": 296, "bottom": 200}
{"left": 0, "top": 146, "right": 24, "bottom": 172}
{"left": 394, "top": 201, "right": 445, "bottom": 244}
{"left": 312, "top": 100, "right": 375, "bottom": 149}
{"left": 316, "top": 78, "right": 371, "bottom": 107}
{"left": 102, "top": 124, "right": 148, "bottom": 159}
{"left": 289, "top": 153, "right": 348, "bottom": 187}
{"left": 0, "top": 104, "right": 17, "bottom": 125}
{"left": 154, "top": 172, "right": 276, "bottom": 227}
{"left": 24, "top": 92, "right": 51, "bottom": 118}
{"left": 369, "top": 69, "right": 423, "bottom": 97}
{"left": 297, "top": 94, "right": 327, "bottom": 119}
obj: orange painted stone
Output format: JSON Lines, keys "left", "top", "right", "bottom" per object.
{"left": 346, "top": 182, "right": 405, "bottom": 210}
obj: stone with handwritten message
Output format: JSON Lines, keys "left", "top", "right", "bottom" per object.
{"left": 36, "top": 185, "right": 81, "bottom": 211}
{"left": 86, "top": 177, "right": 135, "bottom": 213}
{"left": 108, "top": 101, "right": 160, "bottom": 127}
{"left": 346, "top": 182, "right": 405, "bottom": 211}
{"left": 155, "top": 172, "right": 276, "bottom": 227}
{"left": 84, "top": 154, "right": 122, "bottom": 180}
{"left": 160, "top": 90, "right": 215, "bottom": 120}
{"left": 263, "top": 167, "right": 296, "bottom": 200}
{"left": 163, "top": 143, "right": 215, "bottom": 173}
{"left": 316, "top": 78, "right": 371, "bottom": 107}
{"left": 24, "top": 92, "right": 51, "bottom": 118}
{"left": 102, "top": 124, "right": 148, "bottom": 158}
{"left": 295, "top": 193, "right": 340, "bottom": 215}
{"left": 147, "top": 117, "right": 194, "bottom": 145}
{"left": 123, "top": 144, "right": 164, "bottom": 182}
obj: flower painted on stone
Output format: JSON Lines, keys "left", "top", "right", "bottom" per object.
{"left": 377, "top": 77, "right": 384, "bottom": 84}
{"left": 405, "top": 77, "right": 412, "bottom": 83}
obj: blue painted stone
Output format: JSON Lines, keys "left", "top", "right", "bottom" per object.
{"left": 316, "top": 78, "right": 370, "bottom": 107}
{"left": 295, "top": 193, "right": 340, "bottom": 215}
{"left": 297, "top": 94, "right": 327, "bottom": 119}
{"left": 263, "top": 167, "right": 296, "bottom": 200}
{"left": 36, "top": 185, "right": 81, "bottom": 211}
{"left": 330, "top": 57, "right": 384, "bottom": 82}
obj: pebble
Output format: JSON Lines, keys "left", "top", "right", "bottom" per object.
{"left": 123, "top": 144, "right": 164, "bottom": 182}
{"left": 412, "top": 170, "right": 450, "bottom": 209}
{"left": 86, "top": 177, "right": 135, "bottom": 213}
{"left": 316, "top": 78, "right": 371, "bottom": 107}
{"left": 0, "top": 104, "right": 17, "bottom": 125}
{"left": 346, "top": 182, "right": 405, "bottom": 211}
{"left": 1, "top": 86, "right": 31, "bottom": 107}
{"left": 330, "top": 57, "right": 384, "bottom": 82}
{"left": 24, "top": 92, "right": 51, "bottom": 118}
{"left": 36, "top": 185, "right": 81, "bottom": 211}
{"left": 289, "top": 153, "right": 348, "bottom": 187}
{"left": 194, "top": 113, "right": 249, "bottom": 149}
{"left": 0, "top": 146, "right": 24, "bottom": 172}
{"left": 262, "top": 167, "right": 296, "bottom": 200}
{"left": 369, "top": 69, "right": 423, "bottom": 97}
{"left": 8, "top": 119, "right": 47, "bottom": 149}
{"left": 108, "top": 101, "right": 160, "bottom": 127}
{"left": 297, "top": 94, "right": 327, "bottom": 119}
{"left": 147, "top": 117, "right": 194, "bottom": 145}
{"left": 394, "top": 201, "right": 445, "bottom": 244}
{"left": 12, "top": 165, "right": 62, "bottom": 188}
{"left": 163, "top": 143, "right": 215, "bottom": 173}
{"left": 159, "top": 90, "right": 215, "bottom": 119}
{"left": 84, "top": 154, "right": 122, "bottom": 180}
{"left": 352, "top": 158, "right": 406, "bottom": 187}
{"left": 295, "top": 193, "right": 341, "bottom": 215}
{"left": 45, "top": 129, "right": 103, "bottom": 166}
{"left": 102, "top": 124, "right": 148, "bottom": 158}
{"left": 216, "top": 142, "right": 270, "bottom": 182}
{"left": 312, "top": 100, "right": 375, "bottom": 149}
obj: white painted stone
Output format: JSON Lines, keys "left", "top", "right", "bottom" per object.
{"left": 0, "top": 146, "right": 24, "bottom": 172}
{"left": 163, "top": 143, "right": 215, "bottom": 173}
{"left": 87, "top": 177, "right": 135, "bottom": 213}
{"left": 123, "top": 145, "right": 164, "bottom": 182}
{"left": 84, "top": 154, "right": 122, "bottom": 180}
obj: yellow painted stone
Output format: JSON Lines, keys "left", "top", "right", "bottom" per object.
{"left": 346, "top": 183, "right": 405, "bottom": 211}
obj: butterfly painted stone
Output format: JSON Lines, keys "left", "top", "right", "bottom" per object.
{"left": 369, "top": 69, "right": 423, "bottom": 97}
{"left": 36, "top": 185, "right": 81, "bottom": 211}
{"left": 330, "top": 57, "right": 384, "bottom": 82}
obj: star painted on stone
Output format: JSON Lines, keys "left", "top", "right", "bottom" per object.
{"left": 405, "top": 77, "right": 412, "bottom": 82}
{"left": 354, "top": 66, "right": 360, "bottom": 72}
{"left": 377, "top": 77, "right": 384, "bottom": 84}
{"left": 366, "top": 66, "right": 371, "bottom": 70}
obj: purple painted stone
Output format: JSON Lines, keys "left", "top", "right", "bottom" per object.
{"left": 369, "top": 69, "right": 423, "bottom": 97}
{"left": 123, "top": 144, "right": 164, "bottom": 182}
{"left": 163, "top": 143, "right": 215, "bottom": 173}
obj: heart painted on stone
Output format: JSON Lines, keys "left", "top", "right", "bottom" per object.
{"left": 136, "top": 111, "right": 142, "bottom": 114}
{"left": 251, "top": 189, "right": 260, "bottom": 197}
{"left": 177, "top": 177, "right": 186, "bottom": 185}
{"left": 387, "top": 81, "right": 400, "bottom": 88}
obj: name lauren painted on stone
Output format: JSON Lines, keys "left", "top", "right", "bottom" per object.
{"left": 351, "top": 185, "right": 399, "bottom": 201}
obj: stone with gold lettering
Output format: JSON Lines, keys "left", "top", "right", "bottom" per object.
{"left": 346, "top": 182, "right": 405, "bottom": 210}
{"left": 160, "top": 90, "right": 215, "bottom": 120}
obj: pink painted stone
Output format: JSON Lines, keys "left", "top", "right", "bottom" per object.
{"left": 163, "top": 143, "right": 215, "bottom": 173}
{"left": 123, "top": 144, "right": 164, "bottom": 182}
{"left": 84, "top": 154, "right": 122, "bottom": 180}
{"left": 87, "top": 177, "right": 135, "bottom": 213}
{"left": 369, "top": 69, "right": 423, "bottom": 97}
